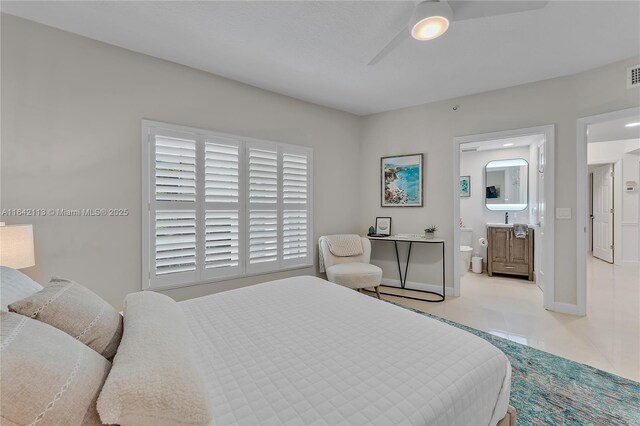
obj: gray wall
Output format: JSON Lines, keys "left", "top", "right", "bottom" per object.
{"left": 0, "top": 15, "right": 362, "bottom": 307}
{"left": 359, "top": 57, "right": 640, "bottom": 306}
{"left": 2, "top": 14, "right": 639, "bottom": 309}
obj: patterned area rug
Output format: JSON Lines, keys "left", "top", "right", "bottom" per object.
{"left": 398, "top": 305, "right": 640, "bottom": 425}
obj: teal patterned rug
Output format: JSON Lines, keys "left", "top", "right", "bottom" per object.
{"left": 399, "top": 305, "right": 640, "bottom": 425}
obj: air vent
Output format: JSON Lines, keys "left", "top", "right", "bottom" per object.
{"left": 461, "top": 146, "right": 479, "bottom": 152}
{"left": 628, "top": 64, "right": 640, "bottom": 88}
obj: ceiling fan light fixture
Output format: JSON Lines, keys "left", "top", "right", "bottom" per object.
{"left": 411, "top": 16, "right": 450, "bottom": 40}
{"left": 410, "top": 1, "right": 453, "bottom": 41}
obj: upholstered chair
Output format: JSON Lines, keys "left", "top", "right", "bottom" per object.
{"left": 318, "top": 236, "right": 383, "bottom": 299}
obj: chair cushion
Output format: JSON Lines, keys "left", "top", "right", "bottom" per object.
{"left": 326, "top": 262, "right": 382, "bottom": 289}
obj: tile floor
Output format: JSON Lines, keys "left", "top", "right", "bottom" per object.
{"left": 375, "top": 255, "right": 640, "bottom": 382}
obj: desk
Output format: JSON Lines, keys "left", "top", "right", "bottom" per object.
{"left": 368, "top": 235, "right": 446, "bottom": 302}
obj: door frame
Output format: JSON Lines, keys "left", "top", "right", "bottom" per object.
{"left": 452, "top": 125, "right": 555, "bottom": 310}
{"left": 576, "top": 107, "right": 640, "bottom": 316}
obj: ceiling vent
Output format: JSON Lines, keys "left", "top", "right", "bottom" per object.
{"left": 628, "top": 64, "right": 640, "bottom": 89}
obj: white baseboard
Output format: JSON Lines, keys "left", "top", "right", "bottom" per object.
{"left": 381, "top": 278, "right": 455, "bottom": 296}
{"left": 551, "top": 302, "right": 585, "bottom": 316}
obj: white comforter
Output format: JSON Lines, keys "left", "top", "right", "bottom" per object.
{"left": 179, "top": 276, "right": 511, "bottom": 425}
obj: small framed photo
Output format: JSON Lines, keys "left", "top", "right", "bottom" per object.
{"left": 375, "top": 217, "right": 392, "bottom": 236}
{"left": 460, "top": 176, "right": 471, "bottom": 197}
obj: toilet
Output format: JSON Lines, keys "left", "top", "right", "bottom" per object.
{"left": 460, "top": 227, "right": 473, "bottom": 274}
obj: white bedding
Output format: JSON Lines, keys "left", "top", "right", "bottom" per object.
{"left": 179, "top": 276, "right": 511, "bottom": 426}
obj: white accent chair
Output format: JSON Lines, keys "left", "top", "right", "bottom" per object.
{"left": 319, "top": 237, "right": 383, "bottom": 299}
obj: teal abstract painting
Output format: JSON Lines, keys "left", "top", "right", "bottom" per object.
{"left": 460, "top": 175, "right": 471, "bottom": 197}
{"left": 381, "top": 154, "right": 423, "bottom": 207}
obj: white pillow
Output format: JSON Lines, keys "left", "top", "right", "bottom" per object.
{"left": 97, "top": 291, "right": 212, "bottom": 426}
{"left": 0, "top": 266, "right": 43, "bottom": 311}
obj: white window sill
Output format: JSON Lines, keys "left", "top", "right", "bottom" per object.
{"left": 144, "top": 263, "right": 315, "bottom": 292}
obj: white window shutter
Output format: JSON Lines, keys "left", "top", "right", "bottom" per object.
{"left": 148, "top": 129, "right": 199, "bottom": 288}
{"left": 155, "top": 210, "right": 197, "bottom": 275}
{"left": 205, "top": 143, "right": 240, "bottom": 203}
{"left": 281, "top": 149, "right": 312, "bottom": 266}
{"left": 143, "top": 121, "right": 312, "bottom": 290}
{"left": 246, "top": 144, "right": 279, "bottom": 273}
{"left": 202, "top": 138, "right": 243, "bottom": 279}
{"left": 155, "top": 135, "right": 197, "bottom": 202}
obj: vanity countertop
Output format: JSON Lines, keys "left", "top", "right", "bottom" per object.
{"left": 486, "top": 223, "right": 534, "bottom": 228}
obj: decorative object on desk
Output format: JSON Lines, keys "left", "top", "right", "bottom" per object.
{"left": 0, "top": 223, "right": 35, "bottom": 269}
{"left": 459, "top": 175, "right": 470, "bottom": 197}
{"left": 375, "top": 217, "right": 392, "bottom": 236}
{"left": 424, "top": 225, "right": 437, "bottom": 239}
{"left": 381, "top": 153, "right": 423, "bottom": 207}
{"left": 368, "top": 226, "right": 375, "bottom": 236}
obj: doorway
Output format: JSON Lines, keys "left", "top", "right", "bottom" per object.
{"left": 577, "top": 107, "right": 640, "bottom": 315}
{"left": 590, "top": 163, "right": 615, "bottom": 263}
{"left": 452, "top": 125, "right": 555, "bottom": 310}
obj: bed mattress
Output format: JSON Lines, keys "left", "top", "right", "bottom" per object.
{"left": 179, "top": 276, "right": 511, "bottom": 425}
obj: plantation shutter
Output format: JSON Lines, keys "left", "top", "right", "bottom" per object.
{"left": 143, "top": 121, "right": 312, "bottom": 290}
{"left": 281, "top": 149, "right": 312, "bottom": 266}
{"left": 246, "top": 143, "right": 279, "bottom": 273}
{"left": 201, "top": 138, "right": 243, "bottom": 279}
{"left": 149, "top": 129, "right": 199, "bottom": 287}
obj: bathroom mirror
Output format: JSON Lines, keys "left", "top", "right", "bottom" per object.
{"left": 484, "top": 158, "right": 528, "bottom": 211}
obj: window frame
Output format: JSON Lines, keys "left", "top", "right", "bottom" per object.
{"left": 142, "top": 120, "right": 314, "bottom": 291}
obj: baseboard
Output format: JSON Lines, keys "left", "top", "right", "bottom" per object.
{"left": 381, "top": 278, "right": 455, "bottom": 296}
{"left": 551, "top": 302, "right": 585, "bottom": 316}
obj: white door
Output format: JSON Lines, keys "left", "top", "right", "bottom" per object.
{"left": 592, "top": 164, "right": 614, "bottom": 263}
{"left": 535, "top": 140, "right": 546, "bottom": 292}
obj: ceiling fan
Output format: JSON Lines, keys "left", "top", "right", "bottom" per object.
{"left": 368, "top": 0, "right": 549, "bottom": 65}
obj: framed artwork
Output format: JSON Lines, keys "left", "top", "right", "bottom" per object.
{"left": 375, "top": 217, "right": 392, "bottom": 236}
{"left": 381, "top": 153, "right": 423, "bottom": 207}
{"left": 460, "top": 176, "right": 471, "bottom": 197}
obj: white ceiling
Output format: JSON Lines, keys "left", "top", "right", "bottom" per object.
{"left": 3, "top": 1, "right": 639, "bottom": 115}
{"left": 587, "top": 116, "right": 640, "bottom": 143}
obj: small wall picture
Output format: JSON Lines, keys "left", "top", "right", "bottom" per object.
{"left": 460, "top": 176, "right": 471, "bottom": 197}
{"left": 375, "top": 217, "right": 392, "bottom": 236}
{"left": 381, "top": 153, "right": 423, "bottom": 207}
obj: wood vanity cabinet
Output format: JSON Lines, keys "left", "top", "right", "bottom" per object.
{"left": 487, "top": 226, "right": 534, "bottom": 281}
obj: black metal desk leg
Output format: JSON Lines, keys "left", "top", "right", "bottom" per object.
{"left": 403, "top": 242, "right": 412, "bottom": 288}
{"left": 394, "top": 241, "right": 403, "bottom": 286}
{"left": 442, "top": 241, "right": 446, "bottom": 301}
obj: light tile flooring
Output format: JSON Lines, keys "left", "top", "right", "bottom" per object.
{"left": 374, "top": 256, "right": 640, "bottom": 382}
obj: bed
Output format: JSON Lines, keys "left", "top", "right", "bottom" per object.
{"left": 179, "top": 276, "right": 512, "bottom": 425}
{"left": 1, "top": 270, "right": 512, "bottom": 426}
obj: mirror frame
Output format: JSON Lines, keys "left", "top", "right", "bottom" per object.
{"left": 484, "top": 158, "right": 529, "bottom": 211}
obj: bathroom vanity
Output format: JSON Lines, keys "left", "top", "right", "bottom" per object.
{"left": 487, "top": 224, "right": 534, "bottom": 281}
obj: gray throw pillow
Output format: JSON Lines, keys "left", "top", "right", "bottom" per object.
{"left": 9, "top": 277, "right": 123, "bottom": 359}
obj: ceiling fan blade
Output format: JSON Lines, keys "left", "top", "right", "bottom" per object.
{"left": 367, "top": 25, "right": 409, "bottom": 66}
{"left": 448, "top": 1, "right": 549, "bottom": 22}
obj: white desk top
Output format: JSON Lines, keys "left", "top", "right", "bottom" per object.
{"left": 368, "top": 234, "right": 446, "bottom": 243}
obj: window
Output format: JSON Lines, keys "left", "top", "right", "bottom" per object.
{"left": 142, "top": 121, "right": 313, "bottom": 290}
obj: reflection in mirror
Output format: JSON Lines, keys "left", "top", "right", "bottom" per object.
{"left": 485, "top": 158, "right": 528, "bottom": 211}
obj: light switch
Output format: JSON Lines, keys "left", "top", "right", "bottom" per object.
{"left": 556, "top": 208, "right": 572, "bottom": 219}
